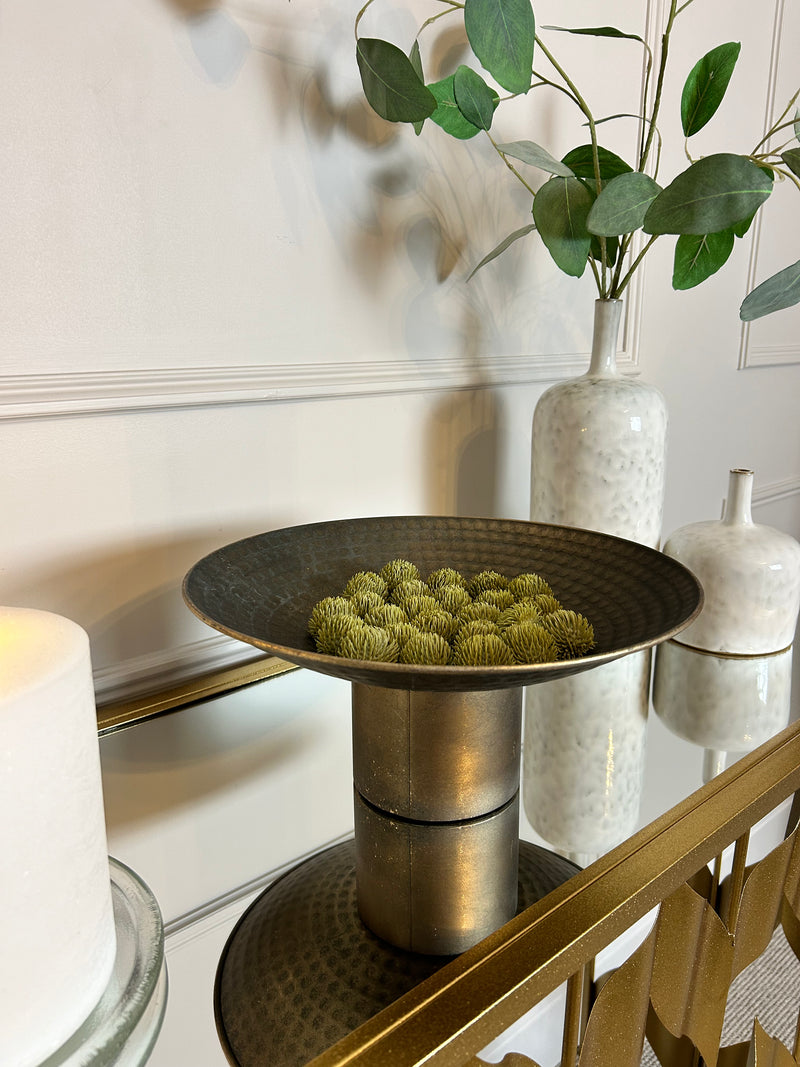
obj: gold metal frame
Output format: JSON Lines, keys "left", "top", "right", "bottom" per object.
{"left": 309, "top": 717, "right": 800, "bottom": 1066}
{"left": 95, "top": 656, "right": 297, "bottom": 735}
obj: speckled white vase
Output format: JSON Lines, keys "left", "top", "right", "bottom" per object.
{"left": 659, "top": 468, "right": 800, "bottom": 654}
{"left": 654, "top": 468, "right": 800, "bottom": 771}
{"left": 530, "top": 299, "right": 668, "bottom": 548}
{"left": 524, "top": 299, "right": 668, "bottom": 865}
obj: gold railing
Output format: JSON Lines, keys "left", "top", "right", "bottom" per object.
{"left": 309, "top": 718, "right": 800, "bottom": 1067}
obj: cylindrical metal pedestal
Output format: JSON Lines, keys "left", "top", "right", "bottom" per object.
{"left": 352, "top": 684, "right": 522, "bottom": 954}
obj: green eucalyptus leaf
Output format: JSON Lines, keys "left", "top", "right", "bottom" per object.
{"left": 542, "top": 24, "right": 644, "bottom": 43}
{"left": 781, "top": 148, "right": 800, "bottom": 179}
{"left": 467, "top": 223, "right": 537, "bottom": 280}
{"left": 464, "top": 0, "right": 535, "bottom": 95}
{"left": 673, "top": 230, "right": 735, "bottom": 290}
{"left": 561, "top": 145, "right": 633, "bottom": 180}
{"left": 409, "top": 40, "right": 425, "bottom": 135}
{"left": 587, "top": 172, "right": 662, "bottom": 236}
{"left": 428, "top": 75, "right": 482, "bottom": 139}
{"left": 643, "top": 154, "right": 772, "bottom": 235}
{"left": 532, "top": 175, "right": 594, "bottom": 277}
{"left": 453, "top": 65, "right": 497, "bottom": 131}
{"left": 740, "top": 259, "right": 800, "bottom": 320}
{"left": 681, "top": 41, "right": 741, "bottom": 137}
{"left": 356, "top": 38, "right": 437, "bottom": 124}
{"left": 795, "top": 109, "right": 800, "bottom": 142}
{"left": 495, "top": 141, "right": 574, "bottom": 176}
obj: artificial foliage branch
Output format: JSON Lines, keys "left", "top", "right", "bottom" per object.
{"left": 354, "top": 0, "right": 800, "bottom": 320}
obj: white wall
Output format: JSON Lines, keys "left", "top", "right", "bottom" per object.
{"left": 3, "top": 0, "right": 799, "bottom": 1062}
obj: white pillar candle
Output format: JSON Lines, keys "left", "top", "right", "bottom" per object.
{"left": 0, "top": 607, "right": 116, "bottom": 1067}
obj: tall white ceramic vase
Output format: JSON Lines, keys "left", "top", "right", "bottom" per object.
{"left": 653, "top": 468, "right": 800, "bottom": 782}
{"left": 524, "top": 299, "right": 668, "bottom": 865}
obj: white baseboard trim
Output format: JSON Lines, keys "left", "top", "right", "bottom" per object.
{"left": 163, "top": 832, "right": 354, "bottom": 950}
{"left": 93, "top": 633, "right": 265, "bottom": 705}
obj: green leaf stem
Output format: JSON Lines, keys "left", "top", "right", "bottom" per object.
{"left": 672, "top": 230, "right": 735, "bottom": 290}
{"left": 739, "top": 259, "right": 800, "bottom": 320}
{"left": 681, "top": 41, "right": 741, "bottom": 137}
{"left": 643, "top": 154, "right": 772, "bottom": 235}
{"left": 587, "top": 172, "right": 662, "bottom": 236}
{"left": 532, "top": 176, "right": 594, "bottom": 277}
{"left": 495, "top": 141, "right": 574, "bottom": 176}
{"left": 453, "top": 65, "right": 497, "bottom": 131}
{"left": 356, "top": 38, "right": 437, "bottom": 123}
{"left": 464, "top": 0, "right": 535, "bottom": 95}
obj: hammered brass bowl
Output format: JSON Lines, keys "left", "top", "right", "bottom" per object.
{"left": 183, "top": 515, "right": 702, "bottom": 692}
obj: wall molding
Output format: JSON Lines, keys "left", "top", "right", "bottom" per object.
{"left": 739, "top": 0, "right": 799, "bottom": 370}
{"left": 0, "top": 346, "right": 641, "bottom": 421}
{"left": 753, "top": 475, "right": 800, "bottom": 509}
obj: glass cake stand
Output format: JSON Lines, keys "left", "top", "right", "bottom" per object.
{"left": 183, "top": 515, "right": 702, "bottom": 1066}
{"left": 38, "top": 858, "right": 167, "bottom": 1067}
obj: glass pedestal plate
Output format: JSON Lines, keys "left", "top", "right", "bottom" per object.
{"left": 183, "top": 516, "right": 701, "bottom": 1067}
{"left": 38, "top": 858, "right": 167, "bottom": 1067}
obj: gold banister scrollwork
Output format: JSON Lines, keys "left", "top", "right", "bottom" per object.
{"left": 309, "top": 719, "right": 800, "bottom": 1067}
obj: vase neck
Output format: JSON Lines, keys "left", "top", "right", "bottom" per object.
{"left": 588, "top": 299, "right": 623, "bottom": 376}
{"left": 723, "top": 469, "right": 754, "bottom": 525}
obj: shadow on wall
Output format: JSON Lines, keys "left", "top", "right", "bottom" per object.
{"left": 0, "top": 520, "right": 291, "bottom": 673}
{"left": 426, "top": 387, "right": 504, "bottom": 519}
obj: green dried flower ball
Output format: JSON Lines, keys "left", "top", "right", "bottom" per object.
{"left": 314, "top": 614, "right": 364, "bottom": 655}
{"left": 343, "top": 571, "right": 388, "bottom": 600}
{"left": 426, "top": 567, "right": 467, "bottom": 591}
{"left": 308, "top": 596, "right": 357, "bottom": 637}
{"left": 451, "top": 633, "right": 515, "bottom": 667}
{"left": 389, "top": 578, "right": 429, "bottom": 605}
{"left": 541, "top": 609, "right": 595, "bottom": 658}
{"left": 386, "top": 621, "right": 420, "bottom": 649}
{"left": 454, "top": 618, "right": 501, "bottom": 643}
{"left": 498, "top": 602, "right": 542, "bottom": 631}
{"left": 534, "top": 594, "right": 563, "bottom": 617}
{"left": 508, "top": 573, "right": 553, "bottom": 600}
{"left": 430, "top": 583, "right": 471, "bottom": 614}
{"left": 399, "top": 631, "right": 451, "bottom": 665}
{"left": 415, "top": 608, "right": 458, "bottom": 641}
{"left": 467, "top": 570, "right": 509, "bottom": 597}
{"left": 403, "top": 594, "right": 441, "bottom": 619}
{"left": 339, "top": 625, "right": 399, "bottom": 663}
{"left": 458, "top": 601, "right": 501, "bottom": 625}
{"left": 349, "top": 590, "right": 386, "bottom": 617}
{"left": 475, "top": 588, "right": 515, "bottom": 611}
{"left": 503, "top": 621, "right": 559, "bottom": 664}
{"left": 379, "top": 559, "right": 421, "bottom": 589}
{"left": 365, "top": 603, "right": 407, "bottom": 629}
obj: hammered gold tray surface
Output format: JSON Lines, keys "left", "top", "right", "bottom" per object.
{"left": 182, "top": 516, "right": 702, "bottom": 692}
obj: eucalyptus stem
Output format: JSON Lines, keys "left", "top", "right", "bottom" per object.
{"left": 488, "top": 134, "right": 538, "bottom": 198}
{"left": 615, "top": 234, "right": 659, "bottom": 297}
{"left": 640, "top": 0, "right": 680, "bottom": 172}
{"left": 752, "top": 110, "right": 800, "bottom": 155}
{"left": 535, "top": 33, "right": 608, "bottom": 292}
